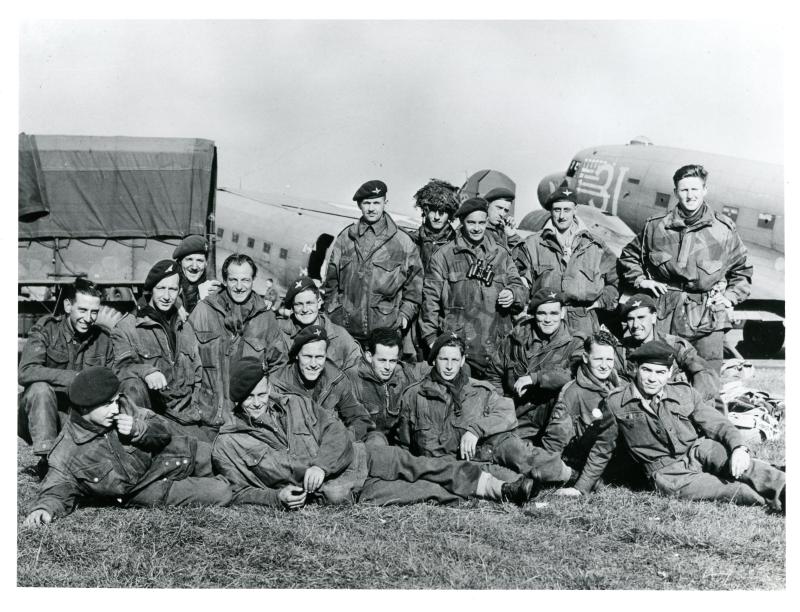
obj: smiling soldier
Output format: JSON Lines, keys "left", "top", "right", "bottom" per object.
{"left": 172, "top": 235, "right": 221, "bottom": 315}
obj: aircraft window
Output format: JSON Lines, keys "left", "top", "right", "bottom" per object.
{"left": 231, "top": 232, "right": 239, "bottom": 244}
{"left": 247, "top": 237, "right": 255, "bottom": 249}
{"left": 722, "top": 206, "right": 739, "bottom": 222}
{"left": 216, "top": 227, "right": 224, "bottom": 238}
{"left": 655, "top": 192, "right": 671, "bottom": 208}
{"left": 263, "top": 242, "right": 271, "bottom": 254}
{"left": 566, "top": 160, "right": 581, "bottom": 178}
{"left": 757, "top": 213, "right": 776, "bottom": 229}
{"left": 279, "top": 248, "right": 288, "bottom": 260}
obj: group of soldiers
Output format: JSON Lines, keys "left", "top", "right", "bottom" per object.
{"left": 19, "top": 164, "right": 785, "bottom": 527}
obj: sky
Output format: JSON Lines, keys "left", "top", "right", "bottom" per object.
{"left": 18, "top": 19, "right": 783, "bottom": 219}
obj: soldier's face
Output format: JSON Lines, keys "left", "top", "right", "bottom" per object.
{"left": 180, "top": 254, "right": 207, "bottom": 283}
{"left": 435, "top": 346, "right": 465, "bottom": 381}
{"left": 292, "top": 289, "right": 321, "bottom": 326}
{"left": 225, "top": 262, "right": 255, "bottom": 303}
{"left": 242, "top": 377, "right": 270, "bottom": 420}
{"left": 426, "top": 208, "right": 450, "bottom": 231}
{"left": 550, "top": 202, "right": 576, "bottom": 232}
{"left": 366, "top": 344, "right": 400, "bottom": 382}
{"left": 487, "top": 200, "right": 511, "bottom": 226}
{"left": 625, "top": 307, "right": 657, "bottom": 341}
{"left": 462, "top": 211, "right": 488, "bottom": 243}
{"left": 64, "top": 293, "right": 101, "bottom": 335}
{"left": 150, "top": 273, "right": 180, "bottom": 313}
{"left": 358, "top": 197, "right": 387, "bottom": 224}
{"left": 635, "top": 363, "right": 672, "bottom": 397}
{"left": 297, "top": 340, "right": 328, "bottom": 383}
{"left": 582, "top": 344, "right": 615, "bottom": 381}
{"left": 85, "top": 393, "right": 121, "bottom": 428}
{"left": 674, "top": 176, "right": 707, "bottom": 212}
{"left": 534, "top": 302, "right": 565, "bottom": 337}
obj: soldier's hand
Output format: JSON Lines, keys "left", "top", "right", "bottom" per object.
{"left": 398, "top": 315, "right": 409, "bottom": 331}
{"left": 264, "top": 300, "right": 274, "bottom": 310}
{"left": 113, "top": 414, "right": 135, "bottom": 436}
{"left": 730, "top": 447, "right": 751, "bottom": 479}
{"left": 503, "top": 216, "right": 517, "bottom": 236}
{"left": 304, "top": 466, "right": 326, "bottom": 493}
{"left": 497, "top": 289, "right": 514, "bottom": 308}
{"left": 460, "top": 431, "right": 479, "bottom": 461}
{"left": 198, "top": 279, "right": 222, "bottom": 300}
{"left": 638, "top": 279, "right": 668, "bottom": 297}
{"left": 94, "top": 305, "right": 124, "bottom": 331}
{"left": 144, "top": 371, "right": 168, "bottom": 391}
{"left": 513, "top": 375, "right": 534, "bottom": 397}
{"left": 554, "top": 487, "right": 582, "bottom": 498}
{"left": 23, "top": 509, "right": 52, "bottom": 527}
{"left": 708, "top": 293, "right": 733, "bottom": 309}
{"left": 278, "top": 485, "right": 307, "bottom": 510}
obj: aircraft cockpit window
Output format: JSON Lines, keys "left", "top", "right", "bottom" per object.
{"left": 263, "top": 242, "right": 271, "bottom": 254}
{"left": 246, "top": 237, "right": 255, "bottom": 249}
{"left": 216, "top": 227, "right": 224, "bottom": 238}
{"left": 279, "top": 248, "right": 288, "bottom": 260}
{"left": 566, "top": 160, "right": 581, "bottom": 178}
{"left": 722, "top": 206, "right": 739, "bottom": 222}
{"left": 757, "top": 213, "right": 776, "bottom": 229}
{"left": 231, "top": 232, "right": 240, "bottom": 243}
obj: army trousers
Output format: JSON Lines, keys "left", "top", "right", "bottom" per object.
{"left": 651, "top": 438, "right": 785, "bottom": 511}
{"left": 483, "top": 432, "right": 572, "bottom": 484}
{"left": 18, "top": 382, "right": 69, "bottom": 455}
{"left": 126, "top": 475, "right": 235, "bottom": 508}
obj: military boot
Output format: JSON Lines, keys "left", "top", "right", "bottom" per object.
{"left": 501, "top": 477, "right": 539, "bottom": 506}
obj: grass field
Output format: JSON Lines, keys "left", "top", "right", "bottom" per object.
{"left": 16, "top": 368, "right": 785, "bottom": 589}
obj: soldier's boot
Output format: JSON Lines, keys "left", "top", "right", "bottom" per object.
{"left": 476, "top": 472, "right": 538, "bottom": 506}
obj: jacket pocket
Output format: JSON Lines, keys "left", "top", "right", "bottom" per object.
{"left": 72, "top": 460, "right": 118, "bottom": 492}
{"left": 372, "top": 259, "right": 404, "bottom": 298}
{"left": 45, "top": 349, "right": 70, "bottom": 369}
{"left": 443, "top": 306, "right": 465, "bottom": 333}
{"left": 648, "top": 250, "right": 672, "bottom": 267}
{"left": 195, "top": 330, "right": 220, "bottom": 367}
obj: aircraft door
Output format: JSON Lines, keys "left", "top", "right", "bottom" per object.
{"left": 308, "top": 233, "right": 334, "bottom": 281}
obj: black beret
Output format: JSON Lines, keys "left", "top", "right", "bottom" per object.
{"left": 543, "top": 185, "right": 578, "bottom": 210}
{"left": 290, "top": 324, "right": 328, "bottom": 360}
{"left": 353, "top": 180, "right": 387, "bottom": 202}
{"left": 454, "top": 197, "right": 489, "bottom": 220}
{"left": 528, "top": 288, "right": 564, "bottom": 313}
{"left": 484, "top": 187, "right": 515, "bottom": 203}
{"left": 284, "top": 276, "right": 320, "bottom": 308}
{"left": 172, "top": 235, "right": 208, "bottom": 260}
{"left": 427, "top": 331, "right": 465, "bottom": 365}
{"left": 229, "top": 357, "right": 267, "bottom": 404}
{"left": 144, "top": 259, "right": 180, "bottom": 292}
{"left": 620, "top": 294, "right": 658, "bottom": 318}
{"left": 69, "top": 367, "right": 120, "bottom": 409}
{"left": 628, "top": 340, "right": 675, "bottom": 367}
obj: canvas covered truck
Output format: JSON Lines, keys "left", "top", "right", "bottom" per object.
{"left": 18, "top": 133, "right": 218, "bottom": 349}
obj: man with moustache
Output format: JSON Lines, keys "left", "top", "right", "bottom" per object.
{"left": 276, "top": 276, "right": 362, "bottom": 372}
{"left": 172, "top": 235, "right": 221, "bottom": 315}
{"left": 420, "top": 197, "right": 527, "bottom": 379}
{"left": 270, "top": 325, "right": 374, "bottom": 442}
{"left": 19, "top": 278, "right": 115, "bottom": 477}
{"left": 322, "top": 180, "right": 423, "bottom": 346}
{"left": 483, "top": 186, "right": 533, "bottom": 287}
{"left": 525, "top": 186, "right": 619, "bottom": 335}
{"left": 618, "top": 164, "right": 752, "bottom": 376}
{"left": 188, "top": 253, "right": 286, "bottom": 430}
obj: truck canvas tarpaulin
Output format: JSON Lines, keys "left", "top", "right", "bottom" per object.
{"left": 18, "top": 133, "right": 217, "bottom": 285}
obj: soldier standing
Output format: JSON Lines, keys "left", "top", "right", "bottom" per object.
{"left": 525, "top": 186, "right": 619, "bottom": 335}
{"left": 618, "top": 164, "right": 752, "bottom": 376}
{"left": 322, "top": 179, "right": 422, "bottom": 347}
{"left": 483, "top": 186, "right": 533, "bottom": 287}
{"left": 408, "top": 178, "right": 459, "bottom": 270}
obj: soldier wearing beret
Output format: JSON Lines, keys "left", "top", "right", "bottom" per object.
{"left": 322, "top": 179, "right": 423, "bottom": 346}
{"left": 484, "top": 186, "right": 533, "bottom": 287}
{"left": 276, "top": 276, "right": 362, "bottom": 372}
{"left": 598, "top": 341, "right": 784, "bottom": 512}
{"left": 172, "top": 235, "right": 221, "bottom": 315}
{"left": 23, "top": 367, "right": 274, "bottom": 527}
{"left": 270, "top": 325, "right": 374, "bottom": 442}
{"left": 618, "top": 164, "right": 753, "bottom": 378}
{"left": 212, "top": 357, "right": 538, "bottom": 509}
{"left": 111, "top": 260, "right": 217, "bottom": 446}
{"left": 616, "top": 293, "right": 720, "bottom": 409}
{"left": 525, "top": 185, "right": 619, "bottom": 336}
{"left": 420, "top": 197, "right": 527, "bottom": 379}
{"left": 487, "top": 289, "right": 587, "bottom": 444}
{"left": 18, "top": 278, "right": 115, "bottom": 477}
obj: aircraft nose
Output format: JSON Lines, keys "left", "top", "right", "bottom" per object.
{"left": 537, "top": 172, "right": 566, "bottom": 207}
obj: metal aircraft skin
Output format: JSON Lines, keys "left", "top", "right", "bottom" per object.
{"left": 523, "top": 138, "right": 784, "bottom": 351}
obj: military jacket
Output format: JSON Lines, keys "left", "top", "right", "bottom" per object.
{"left": 112, "top": 311, "right": 208, "bottom": 426}
{"left": 396, "top": 374, "right": 517, "bottom": 459}
{"left": 188, "top": 292, "right": 287, "bottom": 428}
{"left": 486, "top": 223, "right": 533, "bottom": 285}
{"left": 322, "top": 214, "right": 423, "bottom": 341}
{"left": 409, "top": 223, "right": 456, "bottom": 271}
{"left": 271, "top": 362, "right": 374, "bottom": 442}
{"left": 603, "top": 380, "right": 745, "bottom": 477}
{"left": 525, "top": 218, "right": 619, "bottom": 335}
{"left": 276, "top": 313, "right": 362, "bottom": 372}
{"left": 18, "top": 315, "right": 114, "bottom": 392}
{"left": 420, "top": 232, "right": 527, "bottom": 371}
{"left": 29, "top": 404, "right": 195, "bottom": 518}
